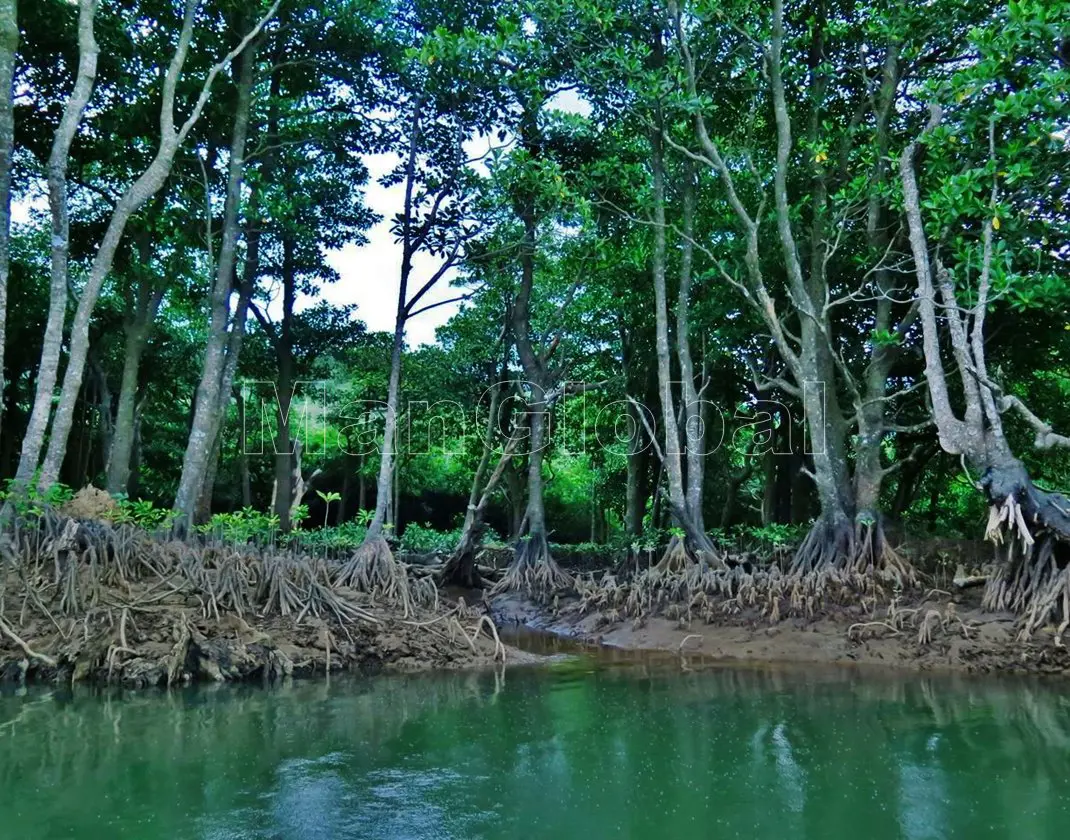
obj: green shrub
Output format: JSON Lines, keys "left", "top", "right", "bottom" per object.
{"left": 291, "top": 520, "right": 368, "bottom": 550}
{"left": 198, "top": 507, "right": 280, "bottom": 543}
{"left": 399, "top": 522, "right": 462, "bottom": 553}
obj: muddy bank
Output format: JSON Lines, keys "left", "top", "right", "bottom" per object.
{"left": 0, "top": 600, "right": 536, "bottom": 688}
{"left": 0, "top": 513, "right": 536, "bottom": 688}
{"left": 490, "top": 589, "right": 1070, "bottom": 677}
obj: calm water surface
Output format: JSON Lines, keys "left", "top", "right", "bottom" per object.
{"left": 1, "top": 654, "right": 1069, "bottom": 839}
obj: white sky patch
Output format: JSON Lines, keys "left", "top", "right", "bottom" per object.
{"left": 319, "top": 151, "right": 466, "bottom": 348}
{"left": 321, "top": 89, "right": 589, "bottom": 346}
{"left": 16, "top": 88, "right": 593, "bottom": 350}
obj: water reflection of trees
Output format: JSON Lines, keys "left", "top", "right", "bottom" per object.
{"left": 0, "top": 666, "right": 1068, "bottom": 838}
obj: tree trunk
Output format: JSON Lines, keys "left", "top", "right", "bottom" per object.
{"left": 649, "top": 123, "right": 717, "bottom": 566}
{"left": 105, "top": 288, "right": 163, "bottom": 495}
{"left": 236, "top": 389, "right": 252, "bottom": 508}
{"left": 197, "top": 225, "right": 257, "bottom": 517}
{"left": 676, "top": 160, "right": 706, "bottom": 534}
{"left": 14, "top": 0, "right": 98, "bottom": 490}
{"left": 441, "top": 378, "right": 506, "bottom": 587}
{"left": 901, "top": 105, "right": 1070, "bottom": 633}
{"left": 625, "top": 424, "right": 647, "bottom": 538}
{"left": 173, "top": 41, "right": 257, "bottom": 527}
{"left": 272, "top": 237, "right": 296, "bottom": 531}
{"left": 366, "top": 313, "right": 404, "bottom": 542}
{"left": 39, "top": 0, "right": 226, "bottom": 492}
{"left": 504, "top": 463, "right": 524, "bottom": 540}
{"left": 0, "top": 0, "right": 16, "bottom": 432}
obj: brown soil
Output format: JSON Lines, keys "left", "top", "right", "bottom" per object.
{"left": 0, "top": 595, "right": 537, "bottom": 688}
{"left": 0, "top": 513, "right": 537, "bottom": 688}
{"left": 490, "top": 587, "right": 1070, "bottom": 677}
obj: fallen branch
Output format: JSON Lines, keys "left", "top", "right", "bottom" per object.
{"left": 0, "top": 615, "right": 57, "bottom": 667}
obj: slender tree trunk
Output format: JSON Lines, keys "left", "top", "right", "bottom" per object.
{"left": 522, "top": 393, "right": 549, "bottom": 542}
{"left": 272, "top": 237, "right": 296, "bottom": 530}
{"left": 197, "top": 223, "right": 257, "bottom": 518}
{"left": 676, "top": 160, "right": 706, "bottom": 533}
{"left": 39, "top": 0, "right": 222, "bottom": 491}
{"left": 649, "top": 123, "right": 716, "bottom": 564}
{"left": 364, "top": 97, "right": 429, "bottom": 545}
{"left": 174, "top": 42, "right": 257, "bottom": 526}
{"left": 105, "top": 289, "right": 163, "bottom": 495}
{"left": 625, "top": 427, "right": 647, "bottom": 537}
{"left": 367, "top": 315, "right": 404, "bottom": 541}
{"left": 441, "top": 378, "right": 505, "bottom": 587}
{"left": 14, "top": 0, "right": 98, "bottom": 489}
{"left": 852, "top": 42, "right": 902, "bottom": 530}
{"left": 0, "top": 0, "right": 16, "bottom": 430}
{"left": 357, "top": 453, "right": 366, "bottom": 512}
{"left": 236, "top": 390, "right": 252, "bottom": 508}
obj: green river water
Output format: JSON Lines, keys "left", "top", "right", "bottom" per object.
{"left": 1, "top": 653, "right": 1068, "bottom": 839}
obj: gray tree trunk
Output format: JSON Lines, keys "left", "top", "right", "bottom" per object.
{"left": 649, "top": 124, "right": 715, "bottom": 559}
{"left": 0, "top": 0, "right": 16, "bottom": 430}
{"left": 40, "top": 0, "right": 272, "bottom": 492}
{"left": 196, "top": 224, "right": 257, "bottom": 519}
{"left": 14, "top": 0, "right": 98, "bottom": 489}
{"left": 105, "top": 285, "right": 163, "bottom": 495}
{"left": 675, "top": 161, "right": 705, "bottom": 532}
{"left": 367, "top": 316, "right": 404, "bottom": 541}
{"left": 173, "top": 41, "right": 257, "bottom": 526}
{"left": 236, "top": 389, "right": 252, "bottom": 508}
{"left": 271, "top": 238, "right": 296, "bottom": 531}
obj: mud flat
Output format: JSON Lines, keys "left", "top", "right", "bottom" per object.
{"left": 491, "top": 588, "right": 1070, "bottom": 677}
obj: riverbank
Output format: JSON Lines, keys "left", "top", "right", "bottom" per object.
{"left": 0, "top": 594, "right": 536, "bottom": 688}
{"left": 0, "top": 513, "right": 535, "bottom": 688}
{"left": 490, "top": 587, "right": 1070, "bottom": 677}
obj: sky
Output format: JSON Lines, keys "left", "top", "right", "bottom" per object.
{"left": 316, "top": 89, "right": 591, "bottom": 348}
{"left": 320, "top": 151, "right": 466, "bottom": 348}
{"left": 15, "top": 90, "right": 591, "bottom": 350}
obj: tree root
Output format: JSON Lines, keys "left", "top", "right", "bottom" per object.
{"left": 976, "top": 468, "right": 1070, "bottom": 639}
{"left": 490, "top": 531, "right": 573, "bottom": 601}
{"left": 334, "top": 537, "right": 436, "bottom": 618}
{"left": 576, "top": 552, "right": 916, "bottom": 627}
{"left": 0, "top": 513, "right": 519, "bottom": 684}
{"left": 0, "top": 615, "right": 56, "bottom": 667}
{"left": 791, "top": 515, "right": 916, "bottom": 588}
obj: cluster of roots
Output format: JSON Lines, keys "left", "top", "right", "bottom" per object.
{"left": 0, "top": 512, "right": 503, "bottom": 683}
{"left": 790, "top": 517, "right": 916, "bottom": 588}
{"left": 981, "top": 495, "right": 1070, "bottom": 640}
{"left": 334, "top": 536, "right": 438, "bottom": 619}
{"left": 569, "top": 519, "right": 916, "bottom": 628}
{"left": 490, "top": 531, "right": 573, "bottom": 602}
{"left": 575, "top": 558, "right": 903, "bottom": 627}
{"left": 847, "top": 596, "right": 977, "bottom": 646}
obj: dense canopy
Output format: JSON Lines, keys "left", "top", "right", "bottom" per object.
{"left": 2, "top": 0, "right": 1069, "bottom": 626}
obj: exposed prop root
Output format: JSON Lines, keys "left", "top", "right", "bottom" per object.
{"left": 977, "top": 473, "right": 1070, "bottom": 639}
{"left": 984, "top": 534, "right": 1070, "bottom": 640}
{"left": 0, "top": 513, "right": 512, "bottom": 684}
{"left": 985, "top": 496, "right": 1035, "bottom": 552}
{"left": 334, "top": 537, "right": 436, "bottom": 618}
{"left": 467, "top": 615, "right": 506, "bottom": 662}
{"left": 0, "top": 615, "right": 56, "bottom": 667}
{"left": 576, "top": 553, "right": 913, "bottom": 626}
{"left": 847, "top": 621, "right": 901, "bottom": 640}
{"left": 655, "top": 536, "right": 691, "bottom": 574}
{"left": 490, "top": 532, "right": 573, "bottom": 601}
{"left": 790, "top": 516, "right": 915, "bottom": 588}
{"left": 843, "top": 597, "right": 973, "bottom": 646}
